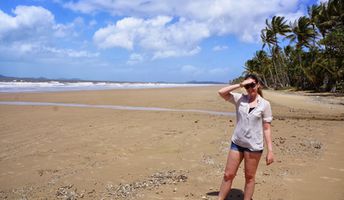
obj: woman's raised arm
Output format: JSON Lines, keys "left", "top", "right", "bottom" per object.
{"left": 218, "top": 83, "right": 241, "bottom": 101}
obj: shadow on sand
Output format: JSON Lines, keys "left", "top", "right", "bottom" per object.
{"left": 206, "top": 188, "right": 244, "bottom": 200}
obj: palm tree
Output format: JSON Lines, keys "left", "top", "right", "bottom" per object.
{"left": 308, "top": 4, "right": 321, "bottom": 48}
{"left": 267, "top": 16, "right": 291, "bottom": 41}
{"left": 287, "top": 16, "right": 317, "bottom": 88}
{"left": 314, "top": 0, "right": 343, "bottom": 38}
{"left": 256, "top": 50, "right": 273, "bottom": 87}
{"left": 287, "top": 17, "right": 316, "bottom": 49}
{"left": 261, "top": 28, "right": 277, "bottom": 50}
{"left": 310, "top": 0, "right": 344, "bottom": 91}
{"left": 264, "top": 16, "right": 291, "bottom": 87}
{"left": 261, "top": 28, "right": 277, "bottom": 87}
{"left": 245, "top": 50, "right": 272, "bottom": 87}
{"left": 245, "top": 0, "right": 343, "bottom": 92}
{"left": 283, "top": 45, "right": 300, "bottom": 88}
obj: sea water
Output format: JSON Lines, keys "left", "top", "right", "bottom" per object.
{"left": 0, "top": 81, "right": 214, "bottom": 93}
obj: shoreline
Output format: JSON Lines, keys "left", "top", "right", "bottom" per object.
{"left": 1, "top": 86, "right": 343, "bottom": 120}
{"left": 0, "top": 81, "right": 221, "bottom": 93}
{"left": 0, "top": 101, "right": 236, "bottom": 117}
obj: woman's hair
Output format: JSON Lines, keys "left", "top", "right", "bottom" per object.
{"left": 244, "top": 74, "right": 263, "bottom": 97}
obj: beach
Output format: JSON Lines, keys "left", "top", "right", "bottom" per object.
{"left": 0, "top": 86, "right": 344, "bottom": 200}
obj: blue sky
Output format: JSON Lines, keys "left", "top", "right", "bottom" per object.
{"left": 0, "top": 0, "right": 322, "bottom": 82}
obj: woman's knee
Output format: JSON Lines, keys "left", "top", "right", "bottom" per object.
{"left": 223, "top": 171, "right": 236, "bottom": 181}
{"left": 244, "top": 173, "right": 255, "bottom": 181}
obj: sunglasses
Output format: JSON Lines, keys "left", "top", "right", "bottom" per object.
{"left": 244, "top": 82, "right": 257, "bottom": 89}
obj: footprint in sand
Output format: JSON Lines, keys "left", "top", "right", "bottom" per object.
{"left": 320, "top": 176, "right": 342, "bottom": 182}
{"left": 284, "top": 177, "right": 303, "bottom": 182}
{"left": 329, "top": 167, "right": 344, "bottom": 172}
{"left": 289, "top": 162, "right": 307, "bottom": 167}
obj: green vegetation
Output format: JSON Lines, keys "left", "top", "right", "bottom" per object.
{"left": 243, "top": 0, "right": 344, "bottom": 92}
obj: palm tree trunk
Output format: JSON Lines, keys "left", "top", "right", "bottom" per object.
{"left": 280, "top": 52, "right": 291, "bottom": 87}
{"left": 267, "top": 46, "right": 277, "bottom": 87}
{"left": 272, "top": 51, "right": 283, "bottom": 88}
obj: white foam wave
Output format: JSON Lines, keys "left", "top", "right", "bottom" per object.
{"left": 0, "top": 81, "right": 214, "bottom": 93}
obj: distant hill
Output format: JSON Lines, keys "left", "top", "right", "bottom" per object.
{"left": 0, "top": 74, "right": 86, "bottom": 83}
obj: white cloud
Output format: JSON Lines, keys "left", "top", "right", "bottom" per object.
{"left": 64, "top": 0, "right": 175, "bottom": 16}
{"left": 0, "top": 6, "right": 99, "bottom": 60}
{"left": 153, "top": 46, "right": 201, "bottom": 60}
{"left": 127, "top": 53, "right": 144, "bottom": 65}
{"left": 208, "top": 67, "right": 231, "bottom": 75}
{"left": 276, "top": 10, "right": 305, "bottom": 24}
{"left": 70, "top": 0, "right": 307, "bottom": 59}
{"left": 0, "top": 5, "right": 85, "bottom": 42}
{"left": 181, "top": 65, "right": 230, "bottom": 78}
{"left": 66, "top": 1, "right": 304, "bottom": 32}
{"left": 317, "top": 0, "right": 328, "bottom": 5}
{"left": 0, "top": 6, "right": 55, "bottom": 41}
{"left": 93, "top": 16, "right": 209, "bottom": 59}
{"left": 213, "top": 45, "right": 228, "bottom": 51}
{"left": 93, "top": 17, "right": 143, "bottom": 50}
{"left": 43, "top": 46, "right": 99, "bottom": 58}
{"left": 181, "top": 65, "right": 204, "bottom": 76}
{"left": 53, "top": 17, "right": 86, "bottom": 38}
{"left": 89, "top": 19, "right": 97, "bottom": 26}
{"left": 0, "top": 41, "right": 99, "bottom": 59}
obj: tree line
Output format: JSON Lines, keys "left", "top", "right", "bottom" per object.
{"left": 241, "top": 0, "right": 343, "bottom": 92}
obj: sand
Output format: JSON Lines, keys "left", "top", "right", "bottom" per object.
{"left": 0, "top": 86, "right": 343, "bottom": 200}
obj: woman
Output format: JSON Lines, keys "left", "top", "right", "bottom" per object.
{"left": 217, "top": 74, "right": 274, "bottom": 200}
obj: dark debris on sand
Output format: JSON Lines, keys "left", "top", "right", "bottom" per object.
{"left": 103, "top": 170, "right": 188, "bottom": 199}
{"left": 56, "top": 184, "right": 86, "bottom": 200}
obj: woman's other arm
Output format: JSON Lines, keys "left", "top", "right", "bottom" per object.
{"left": 263, "top": 122, "right": 274, "bottom": 165}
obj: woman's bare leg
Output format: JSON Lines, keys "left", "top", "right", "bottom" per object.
{"left": 243, "top": 151, "right": 262, "bottom": 200}
{"left": 218, "top": 150, "right": 244, "bottom": 200}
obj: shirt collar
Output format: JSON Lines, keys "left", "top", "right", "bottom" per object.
{"left": 244, "top": 94, "right": 262, "bottom": 104}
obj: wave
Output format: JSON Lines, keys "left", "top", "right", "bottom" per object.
{"left": 0, "top": 81, "right": 215, "bottom": 93}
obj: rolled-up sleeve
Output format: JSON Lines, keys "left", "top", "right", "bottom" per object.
{"left": 263, "top": 101, "right": 273, "bottom": 123}
{"left": 228, "top": 92, "right": 242, "bottom": 105}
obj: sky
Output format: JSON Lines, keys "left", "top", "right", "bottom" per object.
{"left": 0, "top": 0, "right": 323, "bottom": 83}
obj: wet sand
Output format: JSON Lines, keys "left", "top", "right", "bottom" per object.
{"left": 0, "top": 86, "right": 343, "bottom": 199}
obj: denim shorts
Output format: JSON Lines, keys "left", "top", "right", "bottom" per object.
{"left": 230, "top": 142, "right": 263, "bottom": 153}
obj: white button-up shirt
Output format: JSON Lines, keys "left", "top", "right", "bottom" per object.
{"left": 229, "top": 92, "right": 273, "bottom": 151}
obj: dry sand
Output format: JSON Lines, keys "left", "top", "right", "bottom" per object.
{"left": 0, "top": 86, "right": 343, "bottom": 200}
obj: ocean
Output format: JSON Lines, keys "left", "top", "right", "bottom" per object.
{"left": 0, "top": 81, "right": 216, "bottom": 93}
